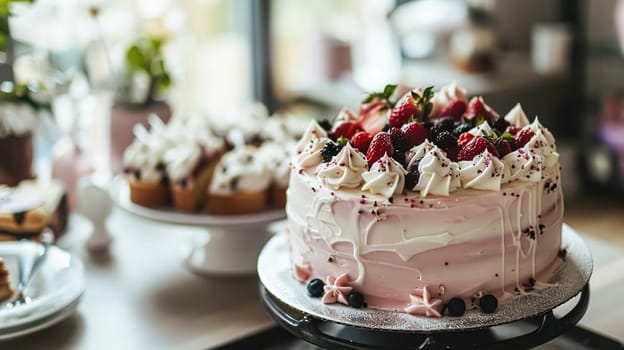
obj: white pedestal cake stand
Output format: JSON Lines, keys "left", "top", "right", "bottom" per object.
{"left": 112, "top": 177, "right": 285, "bottom": 276}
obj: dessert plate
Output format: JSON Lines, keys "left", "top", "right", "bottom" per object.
{"left": 257, "top": 224, "right": 592, "bottom": 332}
{"left": 0, "top": 241, "right": 84, "bottom": 333}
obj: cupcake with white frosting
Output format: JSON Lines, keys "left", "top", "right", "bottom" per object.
{"left": 206, "top": 146, "right": 271, "bottom": 214}
{"left": 258, "top": 141, "right": 295, "bottom": 208}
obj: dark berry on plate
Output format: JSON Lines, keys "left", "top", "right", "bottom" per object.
{"left": 366, "top": 132, "right": 394, "bottom": 166}
{"left": 351, "top": 131, "right": 373, "bottom": 154}
{"left": 405, "top": 161, "right": 421, "bottom": 190}
{"left": 347, "top": 291, "right": 365, "bottom": 308}
{"left": 434, "top": 131, "right": 458, "bottom": 151}
{"left": 307, "top": 278, "right": 325, "bottom": 298}
{"left": 492, "top": 115, "right": 510, "bottom": 133}
{"left": 494, "top": 137, "right": 512, "bottom": 157}
{"left": 452, "top": 123, "right": 472, "bottom": 137}
{"left": 439, "top": 99, "right": 467, "bottom": 121}
{"left": 479, "top": 294, "right": 498, "bottom": 313}
{"left": 402, "top": 121, "right": 430, "bottom": 148}
{"left": 446, "top": 298, "right": 466, "bottom": 317}
{"left": 389, "top": 127, "right": 409, "bottom": 152}
{"left": 318, "top": 118, "right": 333, "bottom": 131}
{"left": 321, "top": 141, "right": 341, "bottom": 163}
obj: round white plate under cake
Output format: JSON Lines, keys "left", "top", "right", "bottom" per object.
{"left": 0, "top": 241, "right": 85, "bottom": 340}
{"left": 258, "top": 224, "right": 592, "bottom": 332}
{"left": 111, "top": 176, "right": 285, "bottom": 275}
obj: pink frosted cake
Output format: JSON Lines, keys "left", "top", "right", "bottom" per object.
{"left": 286, "top": 83, "right": 564, "bottom": 317}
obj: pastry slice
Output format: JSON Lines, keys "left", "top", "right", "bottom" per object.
{"left": 0, "top": 258, "right": 13, "bottom": 302}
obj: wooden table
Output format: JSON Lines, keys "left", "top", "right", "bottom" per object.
{"left": 1, "top": 208, "right": 622, "bottom": 349}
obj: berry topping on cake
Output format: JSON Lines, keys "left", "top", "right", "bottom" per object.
{"left": 446, "top": 297, "right": 466, "bottom": 317}
{"left": 492, "top": 115, "right": 510, "bottom": 133}
{"left": 514, "top": 129, "right": 534, "bottom": 149}
{"left": 350, "top": 131, "right": 373, "bottom": 153}
{"left": 366, "top": 132, "right": 394, "bottom": 166}
{"left": 452, "top": 122, "right": 472, "bottom": 137}
{"left": 331, "top": 121, "right": 362, "bottom": 140}
{"left": 457, "top": 132, "right": 475, "bottom": 149}
{"left": 347, "top": 291, "right": 365, "bottom": 308}
{"left": 434, "top": 131, "right": 458, "bottom": 152}
{"left": 307, "top": 278, "right": 325, "bottom": 298}
{"left": 401, "top": 121, "right": 430, "bottom": 148}
{"left": 505, "top": 126, "right": 521, "bottom": 136}
{"left": 318, "top": 118, "right": 333, "bottom": 132}
{"left": 494, "top": 137, "right": 512, "bottom": 157}
{"left": 479, "top": 294, "right": 498, "bottom": 313}
{"left": 359, "top": 84, "right": 396, "bottom": 134}
{"left": 465, "top": 96, "right": 498, "bottom": 125}
{"left": 388, "top": 127, "right": 409, "bottom": 152}
{"left": 405, "top": 160, "right": 421, "bottom": 190}
{"left": 321, "top": 141, "right": 342, "bottom": 163}
{"left": 388, "top": 86, "right": 434, "bottom": 128}
{"left": 439, "top": 99, "right": 467, "bottom": 121}
{"left": 458, "top": 136, "right": 499, "bottom": 161}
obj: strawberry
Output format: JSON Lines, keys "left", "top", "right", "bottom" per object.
{"left": 494, "top": 137, "right": 512, "bottom": 157}
{"left": 366, "top": 132, "right": 394, "bottom": 166}
{"left": 359, "top": 84, "right": 396, "bottom": 115}
{"left": 401, "top": 121, "right": 430, "bottom": 148}
{"left": 439, "top": 99, "right": 467, "bottom": 121}
{"left": 505, "top": 126, "right": 521, "bottom": 136}
{"left": 388, "top": 87, "right": 434, "bottom": 128}
{"left": 351, "top": 131, "right": 373, "bottom": 153}
{"left": 332, "top": 121, "right": 362, "bottom": 140}
{"left": 458, "top": 136, "right": 499, "bottom": 161}
{"left": 388, "top": 127, "right": 409, "bottom": 152}
{"left": 358, "top": 103, "right": 389, "bottom": 135}
{"left": 514, "top": 129, "right": 534, "bottom": 149}
{"left": 465, "top": 97, "right": 498, "bottom": 125}
{"left": 457, "top": 132, "right": 475, "bottom": 148}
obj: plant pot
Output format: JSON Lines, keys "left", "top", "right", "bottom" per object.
{"left": 0, "top": 132, "right": 34, "bottom": 186}
{"left": 109, "top": 101, "right": 171, "bottom": 173}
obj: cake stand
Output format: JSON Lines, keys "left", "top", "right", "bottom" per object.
{"left": 257, "top": 225, "right": 594, "bottom": 349}
{"left": 112, "top": 177, "right": 285, "bottom": 275}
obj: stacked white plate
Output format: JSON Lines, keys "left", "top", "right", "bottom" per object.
{"left": 0, "top": 241, "right": 85, "bottom": 340}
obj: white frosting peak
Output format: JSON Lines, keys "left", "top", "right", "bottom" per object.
{"left": 296, "top": 138, "right": 329, "bottom": 169}
{"left": 296, "top": 120, "right": 328, "bottom": 154}
{"left": 431, "top": 82, "right": 467, "bottom": 117}
{"left": 527, "top": 117, "right": 556, "bottom": 149}
{"left": 164, "top": 143, "right": 202, "bottom": 183}
{"left": 317, "top": 144, "right": 367, "bottom": 190}
{"left": 468, "top": 122, "right": 497, "bottom": 139}
{"left": 361, "top": 154, "right": 407, "bottom": 198}
{"left": 411, "top": 145, "right": 460, "bottom": 197}
{"left": 502, "top": 147, "right": 543, "bottom": 183}
{"left": 459, "top": 150, "right": 506, "bottom": 191}
{"left": 503, "top": 103, "right": 530, "bottom": 128}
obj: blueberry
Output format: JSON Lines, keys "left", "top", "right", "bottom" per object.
{"left": 434, "top": 131, "right": 458, "bottom": 151}
{"left": 321, "top": 142, "right": 341, "bottom": 162}
{"left": 307, "top": 278, "right": 325, "bottom": 298}
{"left": 347, "top": 291, "right": 365, "bottom": 308}
{"left": 446, "top": 298, "right": 466, "bottom": 317}
{"left": 479, "top": 294, "right": 498, "bottom": 314}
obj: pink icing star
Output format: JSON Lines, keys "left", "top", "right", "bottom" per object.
{"left": 322, "top": 273, "right": 353, "bottom": 305}
{"left": 405, "top": 286, "right": 443, "bottom": 317}
{"left": 293, "top": 261, "right": 311, "bottom": 283}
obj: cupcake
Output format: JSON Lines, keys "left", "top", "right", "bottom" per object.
{"left": 206, "top": 146, "right": 271, "bottom": 215}
{"left": 0, "top": 186, "right": 48, "bottom": 241}
{"left": 258, "top": 141, "right": 294, "bottom": 208}
{"left": 165, "top": 127, "right": 225, "bottom": 212}
{"left": 122, "top": 132, "right": 173, "bottom": 207}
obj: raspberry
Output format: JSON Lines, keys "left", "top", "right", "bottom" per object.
{"left": 321, "top": 141, "right": 341, "bottom": 163}
{"left": 458, "top": 136, "right": 499, "bottom": 161}
{"left": 515, "top": 129, "right": 534, "bottom": 149}
{"left": 401, "top": 121, "right": 430, "bottom": 148}
{"left": 366, "top": 132, "right": 394, "bottom": 166}
{"left": 439, "top": 99, "right": 467, "bottom": 121}
{"left": 388, "top": 127, "right": 409, "bottom": 152}
{"left": 350, "top": 131, "right": 373, "bottom": 154}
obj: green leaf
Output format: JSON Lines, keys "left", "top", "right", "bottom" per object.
{"left": 476, "top": 117, "right": 486, "bottom": 126}
{"left": 336, "top": 136, "right": 349, "bottom": 147}
{"left": 382, "top": 84, "right": 397, "bottom": 99}
{"left": 501, "top": 132, "right": 514, "bottom": 142}
{"left": 126, "top": 45, "right": 146, "bottom": 72}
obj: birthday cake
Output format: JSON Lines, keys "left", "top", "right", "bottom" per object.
{"left": 287, "top": 83, "right": 564, "bottom": 317}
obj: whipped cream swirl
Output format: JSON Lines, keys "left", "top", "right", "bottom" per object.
{"left": 211, "top": 146, "right": 271, "bottom": 193}
{"left": 468, "top": 122, "right": 497, "bottom": 139}
{"left": 459, "top": 150, "right": 506, "bottom": 191}
{"left": 296, "top": 138, "right": 329, "bottom": 169}
{"left": 317, "top": 144, "right": 367, "bottom": 190}
{"left": 503, "top": 103, "right": 530, "bottom": 128}
{"left": 164, "top": 142, "right": 202, "bottom": 183}
{"left": 258, "top": 141, "right": 294, "bottom": 187}
{"left": 502, "top": 147, "right": 543, "bottom": 183}
{"left": 431, "top": 82, "right": 467, "bottom": 117}
{"left": 296, "top": 120, "right": 328, "bottom": 154}
{"left": 362, "top": 154, "right": 406, "bottom": 198}
{"left": 408, "top": 142, "right": 460, "bottom": 197}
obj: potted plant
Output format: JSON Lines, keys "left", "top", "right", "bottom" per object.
{"left": 110, "top": 36, "right": 173, "bottom": 171}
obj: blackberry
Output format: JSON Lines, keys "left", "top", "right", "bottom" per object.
{"left": 434, "top": 131, "right": 458, "bottom": 151}
{"left": 388, "top": 127, "right": 409, "bottom": 152}
{"left": 405, "top": 160, "right": 421, "bottom": 190}
{"left": 452, "top": 123, "right": 472, "bottom": 137}
{"left": 321, "top": 141, "right": 341, "bottom": 162}
{"left": 492, "top": 116, "right": 510, "bottom": 133}
{"left": 307, "top": 279, "right": 325, "bottom": 298}
{"left": 393, "top": 149, "right": 406, "bottom": 167}
{"left": 318, "top": 118, "right": 333, "bottom": 131}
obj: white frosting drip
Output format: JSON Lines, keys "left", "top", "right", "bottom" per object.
{"left": 164, "top": 143, "right": 202, "bottom": 183}
{"left": 504, "top": 103, "right": 530, "bottom": 128}
{"left": 296, "top": 120, "right": 328, "bottom": 154}
{"left": 468, "top": 122, "right": 497, "bottom": 139}
{"left": 412, "top": 145, "right": 460, "bottom": 197}
{"left": 296, "top": 138, "right": 329, "bottom": 169}
{"left": 317, "top": 144, "right": 367, "bottom": 190}
{"left": 431, "top": 82, "right": 467, "bottom": 117}
{"left": 0, "top": 103, "right": 38, "bottom": 137}
{"left": 361, "top": 154, "right": 406, "bottom": 198}
{"left": 459, "top": 150, "right": 506, "bottom": 191}
{"left": 210, "top": 146, "right": 271, "bottom": 193}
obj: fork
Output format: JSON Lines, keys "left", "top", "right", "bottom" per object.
{"left": 6, "top": 231, "right": 54, "bottom": 308}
